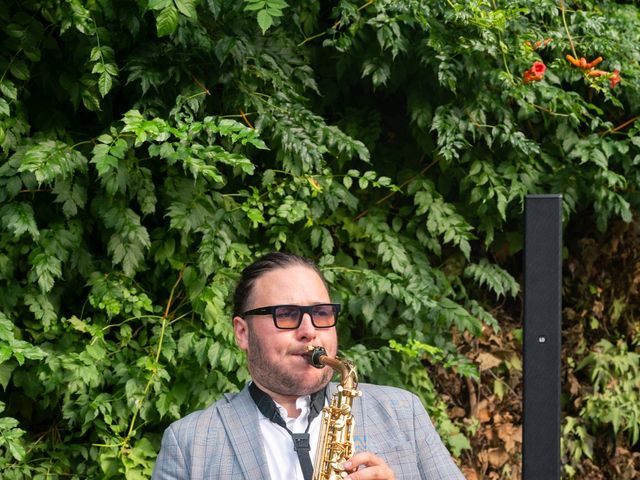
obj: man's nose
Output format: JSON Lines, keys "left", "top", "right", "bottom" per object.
{"left": 295, "top": 312, "right": 316, "bottom": 338}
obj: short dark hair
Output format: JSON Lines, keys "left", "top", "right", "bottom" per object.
{"left": 232, "top": 252, "right": 326, "bottom": 317}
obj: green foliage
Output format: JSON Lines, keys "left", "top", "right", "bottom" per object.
{"left": 244, "top": 0, "right": 289, "bottom": 34}
{"left": 577, "top": 339, "right": 640, "bottom": 444}
{"left": 1, "top": 0, "right": 640, "bottom": 477}
{"left": 562, "top": 416, "right": 595, "bottom": 479}
{"left": 464, "top": 259, "right": 519, "bottom": 299}
{"left": 386, "top": 338, "right": 476, "bottom": 456}
{"left": 0, "top": 401, "right": 26, "bottom": 464}
{"left": 562, "top": 337, "right": 640, "bottom": 478}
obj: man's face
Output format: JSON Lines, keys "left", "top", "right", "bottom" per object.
{"left": 233, "top": 264, "right": 338, "bottom": 398}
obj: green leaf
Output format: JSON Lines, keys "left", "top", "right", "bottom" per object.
{"left": 148, "top": 0, "right": 171, "bottom": 10}
{"left": 5, "top": 24, "right": 24, "bottom": 38}
{"left": 177, "top": 331, "right": 195, "bottom": 355}
{"left": 464, "top": 259, "right": 519, "bottom": 298}
{"left": 0, "top": 361, "right": 17, "bottom": 390}
{"left": 28, "top": 247, "right": 62, "bottom": 293}
{"left": 98, "top": 73, "right": 113, "bottom": 97}
{"left": 446, "top": 432, "right": 471, "bottom": 457}
{"left": 91, "top": 150, "right": 118, "bottom": 176}
{"left": 0, "top": 80, "right": 18, "bottom": 100}
{"left": 105, "top": 63, "right": 119, "bottom": 76}
{"left": 0, "top": 346, "right": 11, "bottom": 364}
{"left": 90, "top": 46, "right": 103, "bottom": 62}
{"left": 246, "top": 207, "right": 265, "bottom": 226}
{"left": 10, "top": 340, "right": 46, "bottom": 364}
{"left": 256, "top": 10, "right": 273, "bottom": 33}
{"left": 86, "top": 343, "right": 107, "bottom": 361}
{"left": 175, "top": 0, "right": 198, "bottom": 18}
{"left": 0, "top": 202, "right": 39, "bottom": 240}
{"left": 244, "top": 1, "right": 266, "bottom": 12}
{"left": 156, "top": 5, "right": 179, "bottom": 37}
{"left": 17, "top": 140, "right": 88, "bottom": 184}
{"left": 82, "top": 89, "right": 101, "bottom": 111}
{"left": 0, "top": 98, "right": 10, "bottom": 117}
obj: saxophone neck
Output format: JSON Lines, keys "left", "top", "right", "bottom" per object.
{"left": 307, "top": 345, "right": 359, "bottom": 390}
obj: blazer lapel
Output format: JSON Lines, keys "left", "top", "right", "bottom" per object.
{"left": 219, "top": 385, "right": 272, "bottom": 480}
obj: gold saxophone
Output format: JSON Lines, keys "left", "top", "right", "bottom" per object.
{"left": 307, "top": 345, "right": 362, "bottom": 480}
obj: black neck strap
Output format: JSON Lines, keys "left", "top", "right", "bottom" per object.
{"left": 249, "top": 382, "right": 325, "bottom": 480}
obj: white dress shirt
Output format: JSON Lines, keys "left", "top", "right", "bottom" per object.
{"left": 257, "top": 395, "right": 323, "bottom": 480}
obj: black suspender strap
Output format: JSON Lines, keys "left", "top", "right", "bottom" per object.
{"left": 291, "top": 433, "right": 314, "bottom": 480}
{"left": 249, "top": 382, "right": 325, "bottom": 480}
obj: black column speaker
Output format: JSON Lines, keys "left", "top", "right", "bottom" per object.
{"left": 523, "top": 194, "right": 562, "bottom": 480}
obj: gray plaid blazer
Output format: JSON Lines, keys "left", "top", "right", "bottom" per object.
{"left": 152, "top": 383, "right": 464, "bottom": 479}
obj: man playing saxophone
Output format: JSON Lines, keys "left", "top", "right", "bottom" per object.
{"left": 152, "top": 252, "right": 464, "bottom": 480}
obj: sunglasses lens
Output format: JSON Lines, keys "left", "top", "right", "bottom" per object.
{"left": 274, "top": 306, "right": 301, "bottom": 328}
{"left": 311, "top": 305, "right": 336, "bottom": 327}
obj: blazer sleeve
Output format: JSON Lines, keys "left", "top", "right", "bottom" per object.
{"left": 152, "top": 425, "right": 189, "bottom": 480}
{"left": 411, "top": 393, "right": 465, "bottom": 480}
{"left": 357, "top": 384, "right": 464, "bottom": 480}
{"left": 150, "top": 388, "right": 267, "bottom": 480}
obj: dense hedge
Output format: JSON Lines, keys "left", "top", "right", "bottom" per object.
{"left": 1, "top": 1, "right": 639, "bottom": 478}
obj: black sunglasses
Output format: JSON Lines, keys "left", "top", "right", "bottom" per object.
{"left": 240, "top": 303, "right": 341, "bottom": 329}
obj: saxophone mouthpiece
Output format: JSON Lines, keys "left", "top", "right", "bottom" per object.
{"left": 307, "top": 345, "right": 327, "bottom": 369}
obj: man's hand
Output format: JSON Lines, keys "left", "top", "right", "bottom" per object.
{"left": 342, "top": 452, "right": 395, "bottom": 479}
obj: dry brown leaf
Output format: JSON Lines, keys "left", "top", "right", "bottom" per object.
{"left": 567, "top": 371, "right": 581, "bottom": 396}
{"left": 592, "top": 300, "right": 604, "bottom": 317}
{"left": 450, "top": 406, "right": 466, "bottom": 418}
{"left": 461, "top": 467, "right": 478, "bottom": 480}
{"left": 478, "top": 447, "right": 510, "bottom": 468}
{"left": 482, "top": 425, "right": 495, "bottom": 442}
{"left": 487, "top": 447, "right": 509, "bottom": 468}
{"left": 477, "top": 352, "right": 502, "bottom": 371}
{"left": 486, "top": 332, "right": 504, "bottom": 348}
{"left": 496, "top": 423, "right": 522, "bottom": 453}
{"left": 476, "top": 399, "right": 492, "bottom": 423}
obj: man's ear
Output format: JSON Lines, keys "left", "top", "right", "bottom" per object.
{"left": 233, "top": 316, "right": 249, "bottom": 351}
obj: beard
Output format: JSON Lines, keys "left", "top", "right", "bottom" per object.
{"left": 246, "top": 326, "right": 333, "bottom": 397}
